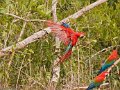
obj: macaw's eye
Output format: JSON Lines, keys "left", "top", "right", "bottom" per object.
{"left": 80, "top": 35, "right": 85, "bottom": 38}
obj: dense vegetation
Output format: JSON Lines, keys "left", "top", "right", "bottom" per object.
{"left": 0, "top": 0, "right": 120, "bottom": 90}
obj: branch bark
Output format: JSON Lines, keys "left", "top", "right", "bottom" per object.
{"left": 47, "top": 0, "right": 60, "bottom": 90}
{"left": 72, "top": 83, "right": 109, "bottom": 90}
{"left": 0, "top": 0, "right": 108, "bottom": 57}
{"left": 107, "top": 58, "right": 120, "bottom": 73}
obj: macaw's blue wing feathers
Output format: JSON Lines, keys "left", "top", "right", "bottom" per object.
{"left": 61, "top": 22, "right": 70, "bottom": 28}
{"left": 64, "top": 41, "right": 72, "bottom": 53}
{"left": 97, "top": 50, "right": 118, "bottom": 75}
{"left": 86, "top": 81, "right": 102, "bottom": 90}
{"left": 87, "top": 71, "right": 108, "bottom": 90}
{"left": 98, "top": 61, "right": 114, "bottom": 74}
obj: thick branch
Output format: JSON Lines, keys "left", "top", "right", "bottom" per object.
{"left": 47, "top": 0, "right": 60, "bottom": 90}
{"left": 72, "top": 83, "right": 109, "bottom": 90}
{"left": 107, "top": 58, "right": 120, "bottom": 73}
{"left": 60, "top": 0, "right": 107, "bottom": 23}
{"left": 0, "top": 27, "right": 51, "bottom": 57}
{"left": 0, "top": 0, "right": 108, "bottom": 57}
{"left": 52, "top": 0, "right": 57, "bottom": 22}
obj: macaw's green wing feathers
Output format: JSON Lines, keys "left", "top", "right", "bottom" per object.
{"left": 87, "top": 72, "right": 108, "bottom": 90}
{"left": 86, "top": 81, "right": 102, "bottom": 90}
{"left": 98, "top": 60, "right": 114, "bottom": 74}
{"left": 98, "top": 50, "right": 118, "bottom": 74}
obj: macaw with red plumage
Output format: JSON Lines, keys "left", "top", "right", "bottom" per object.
{"left": 86, "top": 71, "right": 108, "bottom": 90}
{"left": 46, "top": 21, "right": 85, "bottom": 65}
{"left": 98, "top": 50, "right": 118, "bottom": 75}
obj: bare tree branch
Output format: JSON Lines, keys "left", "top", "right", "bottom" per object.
{"left": 107, "top": 58, "right": 120, "bottom": 73}
{"left": 47, "top": 0, "right": 60, "bottom": 90}
{"left": 0, "top": 27, "right": 51, "bottom": 57}
{"left": 0, "top": 0, "right": 108, "bottom": 57}
{"left": 72, "top": 83, "right": 109, "bottom": 90}
{"left": 52, "top": 0, "right": 57, "bottom": 22}
{"left": 60, "top": 0, "right": 107, "bottom": 23}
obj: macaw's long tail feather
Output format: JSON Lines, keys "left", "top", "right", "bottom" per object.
{"left": 86, "top": 82, "right": 95, "bottom": 90}
{"left": 54, "top": 50, "right": 72, "bottom": 66}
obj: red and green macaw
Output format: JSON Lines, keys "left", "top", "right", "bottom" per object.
{"left": 86, "top": 71, "right": 108, "bottom": 90}
{"left": 46, "top": 21, "right": 85, "bottom": 65}
{"left": 98, "top": 50, "right": 118, "bottom": 75}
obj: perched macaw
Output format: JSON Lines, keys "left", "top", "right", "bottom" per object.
{"left": 86, "top": 71, "right": 108, "bottom": 90}
{"left": 46, "top": 21, "right": 85, "bottom": 65}
{"left": 98, "top": 50, "right": 118, "bottom": 75}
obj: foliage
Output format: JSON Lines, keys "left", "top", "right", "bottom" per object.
{"left": 0, "top": 0, "right": 120, "bottom": 90}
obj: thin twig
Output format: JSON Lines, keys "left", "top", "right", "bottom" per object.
{"left": 14, "top": 66, "right": 46, "bottom": 90}
{"left": 17, "top": 21, "right": 27, "bottom": 42}
{"left": 85, "top": 45, "right": 120, "bottom": 61}
{"left": 5, "top": 13, "right": 46, "bottom": 22}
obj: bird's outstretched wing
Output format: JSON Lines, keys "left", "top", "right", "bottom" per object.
{"left": 46, "top": 20, "right": 71, "bottom": 45}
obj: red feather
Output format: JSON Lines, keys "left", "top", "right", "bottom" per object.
{"left": 94, "top": 71, "right": 108, "bottom": 82}
{"left": 46, "top": 20, "right": 71, "bottom": 45}
{"left": 46, "top": 20, "right": 85, "bottom": 66}
{"left": 56, "top": 50, "right": 72, "bottom": 66}
{"left": 108, "top": 50, "right": 118, "bottom": 61}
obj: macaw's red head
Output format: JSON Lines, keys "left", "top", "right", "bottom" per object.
{"left": 98, "top": 71, "right": 109, "bottom": 77}
{"left": 75, "top": 32, "right": 85, "bottom": 38}
{"left": 108, "top": 50, "right": 118, "bottom": 61}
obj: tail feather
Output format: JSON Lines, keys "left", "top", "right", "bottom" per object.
{"left": 97, "top": 61, "right": 114, "bottom": 75}
{"left": 86, "top": 82, "right": 95, "bottom": 90}
{"left": 55, "top": 50, "right": 72, "bottom": 66}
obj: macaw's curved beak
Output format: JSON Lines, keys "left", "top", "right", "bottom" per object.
{"left": 79, "top": 32, "right": 85, "bottom": 38}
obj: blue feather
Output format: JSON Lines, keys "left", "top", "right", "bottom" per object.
{"left": 86, "top": 82, "right": 101, "bottom": 90}
{"left": 62, "top": 22, "right": 70, "bottom": 28}
{"left": 98, "top": 61, "right": 114, "bottom": 74}
{"left": 64, "top": 42, "right": 72, "bottom": 53}
{"left": 86, "top": 82, "right": 96, "bottom": 90}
